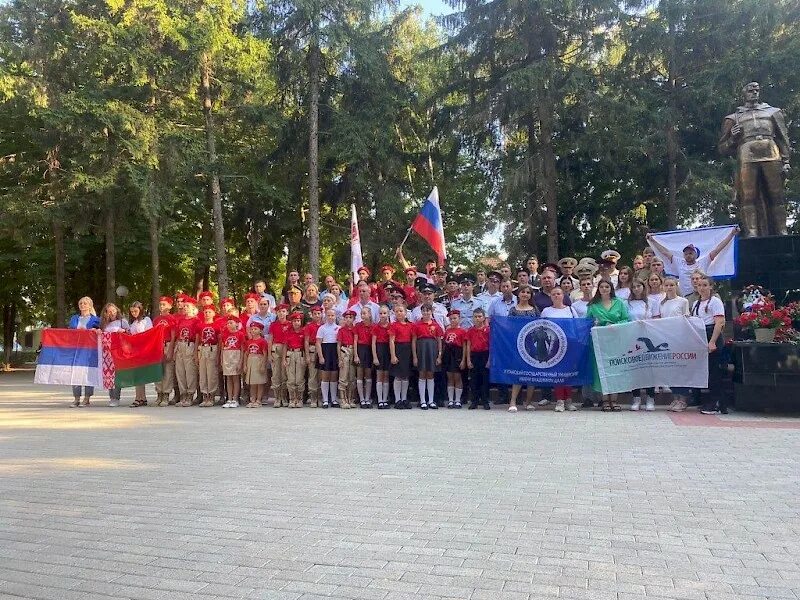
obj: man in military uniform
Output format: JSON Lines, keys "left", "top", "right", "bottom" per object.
{"left": 557, "top": 257, "right": 579, "bottom": 290}
{"left": 450, "top": 274, "right": 483, "bottom": 329}
{"left": 719, "top": 81, "right": 790, "bottom": 236}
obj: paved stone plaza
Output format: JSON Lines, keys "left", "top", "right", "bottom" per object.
{"left": 2, "top": 371, "right": 800, "bottom": 600}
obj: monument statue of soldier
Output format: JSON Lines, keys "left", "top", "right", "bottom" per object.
{"left": 718, "top": 82, "right": 790, "bottom": 237}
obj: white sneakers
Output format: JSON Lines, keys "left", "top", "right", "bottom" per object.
{"left": 537, "top": 399, "right": 550, "bottom": 406}
{"left": 554, "top": 400, "right": 565, "bottom": 412}
{"left": 508, "top": 405, "right": 518, "bottom": 412}
{"left": 631, "top": 396, "right": 655, "bottom": 411}
{"left": 222, "top": 400, "right": 238, "bottom": 408}
{"left": 108, "top": 399, "right": 120, "bottom": 407}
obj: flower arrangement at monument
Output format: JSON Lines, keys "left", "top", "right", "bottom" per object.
{"left": 736, "top": 291, "right": 796, "bottom": 343}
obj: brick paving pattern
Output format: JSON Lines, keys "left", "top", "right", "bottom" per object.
{"left": 1, "top": 371, "right": 800, "bottom": 600}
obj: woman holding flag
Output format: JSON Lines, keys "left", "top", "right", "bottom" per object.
{"left": 67, "top": 297, "right": 101, "bottom": 407}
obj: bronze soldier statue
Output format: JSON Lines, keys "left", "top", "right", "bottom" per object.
{"left": 718, "top": 82, "right": 790, "bottom": 237}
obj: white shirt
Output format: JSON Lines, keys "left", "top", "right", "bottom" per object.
{"left": 316, "top": 322, "right": 340, "bottom": 343}
{"left": 541, "top": 306, "right": 577, "bottom": 319}
{"left": 674, "top": 255, "right": 712, "bottom": 296}
{"left": 129, "top": 317, "right": 153, "bottom": 334}
{"left": 626, "top": 299, "right": 651, "bottom": 321}
{"left": 571, "top": 299, "right": 590, "bottom": 318}
{"left": 690, "top": 295, "right": 725, "bottom": 326}
{"left": 351, "top": 300, "right": 380, "bottom": 324}
{"left": 103, "top": 319, "right": 130, "bottom": 333}
{"left": 410, "top": 302, "right": 448, "bottom": 329}
{"left": 660, "top": 297, "right": 690, "bottom": 318}
{"left": 615, "top": 287, "right": 631, "bottom": 301}
{"left": 647, "top": 293, "right": 666, "bottom": 317}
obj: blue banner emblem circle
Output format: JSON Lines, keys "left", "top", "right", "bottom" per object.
{"left": 516, "top": 320, "right": 569, "bottom": 369}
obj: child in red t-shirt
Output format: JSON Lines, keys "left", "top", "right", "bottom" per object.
{"left": 303, "top": 306, "right": 323, "bottom": 407}
{"left": 443, "top": 310, "right": 467, "bottom": 408}
{"left": 353, "top": 305, "right": 375, "bottom": 408}
{"left": 465, "top": 308, "right": 491, "bottom": 410}
{"left": 220, "top": 315, "right": 245, "bottom": 407}
{"left": 389, "top": 304, "right": 414, "bottom": 409}
{"left": 336, "top": 310, "right": 356, "bottom": 409}
{"left": 371, "top": 305, "right": 392, "bottom": 408}
{"left": 241, "top": 322, "right": 269, "bottom": 408}
{"left": 411, "top": 304, "right": 444, "bottom": 410}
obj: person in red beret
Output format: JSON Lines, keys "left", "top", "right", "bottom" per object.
{"left": 268, "top": 303, "right": 291, "bottom": 407}
{"left": 240, "top": 292, "right": 260, "bottom": 330}
{"left": 152, "top": 296, "right": 177, "bottom": 406}
{"left": 174, "top": 296, "right": 200, "bottom": 407}
{"left": 195, "top": 305, "right": 221, "bottom": 407}
{"left": 354, "top": 265, "right": 380, "bottom": 302}
{"left": 443, "top": 309, "right": 467, "bottom": 408}
{"left": 337, "top": 309, "right": 357, "bottom": 408}
{"left": 284, "top": 312, "right": 307, "bottom": 408}
{"left": 304, "top": 305, "right": 324, "bottom": 407}
{"left": 220, "top": 315, "right": 245, "bottom": 408}
{"left": 377, "top": 264, "right": 401, "bottom": 304}
{"left": 241, "top": 320, "right": 269, "bottom": 408}
{"left": 198, "top": 291, "right": 214, "bottom": 308}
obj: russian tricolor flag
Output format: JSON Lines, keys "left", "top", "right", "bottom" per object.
{"left": 34, "top": 329, "right": 103, "bottom": 387}
{"left": 411, "top": 187, "right": 447, "bottom": 265}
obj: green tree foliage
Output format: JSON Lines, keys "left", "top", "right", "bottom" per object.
{"left": 0, "top": 0, "right": 798, "bottom": 348}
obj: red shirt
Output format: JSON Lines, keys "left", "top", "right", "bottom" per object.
{"left": 221, "top": 330, "right": 245, "bottom": 350}
{"left": 285, "top": 328, "right": 305, "bottom": 351}
{"left": 466, "top": 325, "right": 490, "bottom": 353}
{"left": 337, "top": 325, "right": 355, "bottom": 346}
{"left": 402, "top": 284, "right": 419, "bottom": 308}
{"left": 389, "top": 321, "right": 414, "bottom": 343}
{"left": 304, "top": 322, "right": 321, "bottom": 346}
{"left": 444, "top": 326, "right": 466, "bottom": 347}
{"left": 413, "top": 320, "right": 443, "bottom": 340}
{"left": 269, "top": 320, "right": 291, "bottom": 345}
{"left": 197, "top": 321, "right": 220, "bottom": 345}
{"left": 153, "top": 314, "right": 176, "bottom": 337}
{"left": 373, "top": 322, "right": 390, "bottom": 344}
{"left": 353, "top": 322, "right": 373, "bottom": 347}
{"left": 245, "top": 337, "right": 269, "bottom": 356}
{"left": 240, "top": 312, "right": 257, "bottom": 330}
{"left": 175, "top": 317, "right": 198, "bottom": 342}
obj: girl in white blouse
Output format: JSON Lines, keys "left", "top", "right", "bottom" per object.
{"left": 691, "top": 275, "right": 727, "bottom": 415}
{"left": 128, "top": 301, "right": 153, "bottom": 407}
{"left": 627, "top": 280, "right": 655, "bottom": 411}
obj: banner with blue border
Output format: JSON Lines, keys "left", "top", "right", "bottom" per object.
{"left": 489, "top": 316, "right": 594, "bottom": 386}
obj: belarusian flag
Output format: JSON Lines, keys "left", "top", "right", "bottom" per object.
{"left": 109, "top": 327, "right": 165, "bottom": 388}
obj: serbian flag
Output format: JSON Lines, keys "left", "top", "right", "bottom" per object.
{"left": 351, "top": 204, "right": 364, "bottom": 285}
{"left": 411, "top": 187, "right": 446, "bottom": 265}
{"left": 108, "top": 328, "right": 165, "bottom": 388}
{"left": 35, "top": 329, "right": 103, "bottom": 387}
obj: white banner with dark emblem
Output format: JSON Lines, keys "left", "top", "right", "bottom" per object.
{"left": 591, "top": 317, "right": 709, "bottom": 394}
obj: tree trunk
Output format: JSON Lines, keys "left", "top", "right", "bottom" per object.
{"left": 665, "top": 13, "right": 679, "bottom": 230}
{"left": 538, "top": 94, "right": 559, "bottom": 262}
{"left": 3, "top": 303, "right": 16, "bottom": 370}
{"left": 666, "top": 123, "right": 678, "bottom": 229}
{"left": 524, "top": 115, "right": 539, "bottom": 259}
{"left": 307, "top": 25, "right": 321, "bottom": 281}
{"left": 194, "top": 216, "right": 213, "bottom": 298}
{"left": 53, "top": 220, "right": 66, "bottom": 327}
{"left": 149, "top": 215, "right": 160, "bottom": 313}
{"left": 104, "top": 201, "right": 116, "bottom": 304}
{"left": 201, "top": 52, "right": 229, "bottom": 299}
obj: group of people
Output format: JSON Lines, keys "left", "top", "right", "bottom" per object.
{"left": 64, "top": 228, "right": 739, "bottom": 415}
